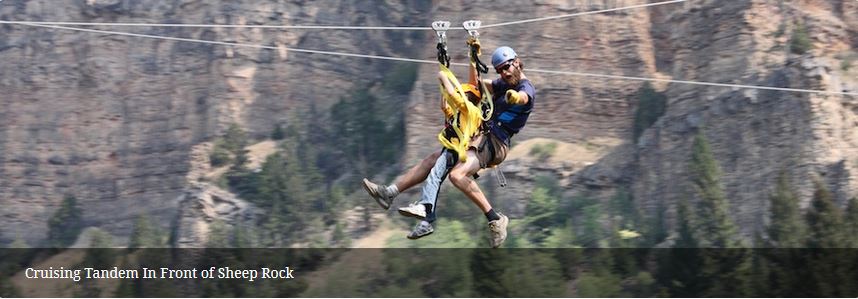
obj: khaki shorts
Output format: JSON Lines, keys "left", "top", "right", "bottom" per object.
{"left": 469, "top": 132, "right": 508, "bottom": 168}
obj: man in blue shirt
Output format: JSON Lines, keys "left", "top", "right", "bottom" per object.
{"left": 363, "top": 46, "right": 535, "bottom": 248}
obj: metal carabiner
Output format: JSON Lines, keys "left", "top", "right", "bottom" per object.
{"left": 431, "top": 21, "right": 451, "bottom": 45}
{"left": 462, "top": 20, "right": 481, "bottom": 38}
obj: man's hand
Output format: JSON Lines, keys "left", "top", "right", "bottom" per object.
{"left": 506, "top": 89, "right": 524, "bottom": 105}
{"left": 467, "top": 37, "right": 481, "bottom": 56}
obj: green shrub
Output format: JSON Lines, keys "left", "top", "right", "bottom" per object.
{"left": 48, "top": 195, "right": 84, "bottom": 248}
{"left": 529, "top": 142, "right": 557, "bottom": 162}
{"left": 209, "top": 146, "right": 232, "bottom": 167}
{"left": 271, "top": 124, "right": 285, "bottom": 140}
{"left": 632, "top": 82, "right": 667, "bottom": 142}
{"left": 790, "top": 22, "right": 812, "bottom": 55}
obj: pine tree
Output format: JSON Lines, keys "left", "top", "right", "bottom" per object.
{"left": 76, "top": 229, "right": 116, "bottom": 297}
{"left": 470, "top": 250, "right": 512, "bottom": 296}
{"left": 688, "top": 131, "right": 739, "bottom": 247}
{"left": 129, "top": 215, "right": 162, "bottom": 249}
{"left": 48, "top": 195, "right": 84, "bottom": 248}
{"left": 658, "top": 198, "right": 704, "bottom": 297}
{"left": 222, "top": 123, "right": 249, "bottom": 154}
{"left": 805, "top": 179, "right": 846, "bottom": 248}
{"left": 763, "top": 172, "right": 806, "bottom": 297}
{"left": 846, "top": 198, "right": 858, "bottom": 299}
{"left": 767, "top": 172, "right": 805, "bottom": 247}
{"left": 684, "top": 131, "right": 750, "bottom": 296}
{"left": 644, "top": 201, "right": 668, "bottom": 247}
{"left": 804, "top": 178, "right": 850, "bottom": 297}
{"left": 844, "top": 197, "right": 858, "bottom": 247}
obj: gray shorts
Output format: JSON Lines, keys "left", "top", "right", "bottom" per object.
{"left": 470, "top": 132, "right": 508, "bottom": 168}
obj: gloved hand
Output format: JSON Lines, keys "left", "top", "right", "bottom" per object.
{"left": 467, "top": 36, "right": 481, "bottom": 56}
{"left": 506, "top": 89, "right": 524, "bottom": 104}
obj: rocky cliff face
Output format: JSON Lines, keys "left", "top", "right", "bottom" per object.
{"left": 632, "top": 0, "right": 858, "bottom": 237}
{"left": 1, "top": 0, "right": 856, "bottom": 246}
{"left": 0, "top": 0, "right": 431, "bottom": 246}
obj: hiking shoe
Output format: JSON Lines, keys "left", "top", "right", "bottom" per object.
{"left": 362, "top": 178, "right": 395, "bottom": 210}
{"left": 407, "top": 221, "right": 435, "bottom": 239}
{"left": 398, "top": 202, "right": 427, "bottom": 220}
{"left": 488, "top": 213, "right": 509, "bottom": 248}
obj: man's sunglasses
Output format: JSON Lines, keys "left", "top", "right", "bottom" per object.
{"left": 495, "top": 60, "right": 514, "bottom": 74}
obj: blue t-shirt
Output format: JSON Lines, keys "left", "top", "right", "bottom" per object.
{"left": 489, "top": 78, "right": 535, "bottom": 142}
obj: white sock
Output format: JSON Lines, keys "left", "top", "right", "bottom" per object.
{"left": 386, "top": 185, "right": 399, "bottom": 197}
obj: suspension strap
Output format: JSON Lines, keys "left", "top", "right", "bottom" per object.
{"left": 432, "top": 21, "right": 451, "bottom": 67}
{"left": 494, "top": 166, "right": 507, "bottom": 187}
{"left": 463, "top": 20, "right": 489, "bottom": 74}
{"left": 463, "top": 20, "right": 493, "bottom": 122}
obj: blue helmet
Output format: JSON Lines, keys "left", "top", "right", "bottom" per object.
{"left": 491, "top": 46, "right": 518, "bottom": 69}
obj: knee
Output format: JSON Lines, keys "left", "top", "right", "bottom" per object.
{"left": 448, "top": 169, "right": 466, "bottom": 186}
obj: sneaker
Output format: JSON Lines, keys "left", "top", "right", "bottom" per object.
{"left": 488, "top": 213, "right": 509, "bottom": 248}
{"left": 398, "top": 203, "right": 427, "bottom": 220}
{"left": 407, "top": 221, "right": 435, "bottom": 239}
{"left": 362, "top": 178, "right": 395, "bottom": 210}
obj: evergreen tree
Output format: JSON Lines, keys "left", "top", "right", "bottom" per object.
{"left": 804, "top": 178, "right": 850, "bottom": 297}
{"left": 767, "top": 172, "right": 805, "bottom": 247}
{"left": 76, "top": 229, "right": 116, "bottom": 297}
{"left": 470, "top": 250, "right": 512, "bottom": 296}
{"left": 207, "top": 220, "right": 232, "bottom": 248}
{"left": 846, "top": 197, "right": 858, "bottom": 299}
{"left": 689, "top": 132, "right": 751, "bottom": 296}
{"left": 658, "top": 198, "right": 704, "bottom": 297}
{"left": 270, "top": 124, "right": 285, "bottom": 140}
{"left": 806, "top": 179, "right": 846, "bottom": 248}
{"left": 501, "top": 252, "right": 566, "bottom": 297}
{"left": 688, "top": 131, "right": 739, "bottom": 247}
{"left": 844, "top": 197, "right": 858, "bottom": 247}
{"left": 129, "top": 215, "right": 162, "bottom": 249}
{"left": 580, "top": 204, "right": 605, "bottom": 248}
{"left": 643, "top": 200, "right": 669, "bottom": 247}
{"left": 222, "top": 123, "right": 249, "bottom": 154}
{"left": 48, "top": 195, "right": 84, "bottom": 248}
{"left": 632, "top": 82, "right": 668, "bottom": 142}
{"left": 762, "top": 172, "right": 806, "bottom": 296}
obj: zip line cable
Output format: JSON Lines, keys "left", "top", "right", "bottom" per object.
{"left": 7, "top": 22, "right": 437, "bottom": 64}
{"left": 0, "top": 0, "right": 685, "bottom": 30}
{"left": 481, "top": 0, "right": 687, "bottom": 28}
{"left": 4, "top": 21, "right": 857, "bottom": 97}
{"left": 529, "top": 69, "right": 858, "bottom": 97}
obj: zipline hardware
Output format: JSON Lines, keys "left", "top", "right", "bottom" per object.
{"left": 432, "top": 21, "right": 451, "bottom": 67}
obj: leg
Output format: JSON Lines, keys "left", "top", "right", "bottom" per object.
{"left": 363, "top": 150, "right": 442, "bottom": 210}
{"left": 448, "top": 150, "right": 492, "bottom": 213}
{"left": 394, "top": 150, "right": 442, "bottom": 192}
{"left": 417, "top": 149, "right": 455, "bottom": 220}
{"left": 399, "top": 149, "right": 455, "bottom": 221}
{"left": 448, "top": 149, "right": 509, "bottom": 248}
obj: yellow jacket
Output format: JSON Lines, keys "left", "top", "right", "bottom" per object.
{"left": 437, "top": 65, "right": 484, "bottom": 162}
